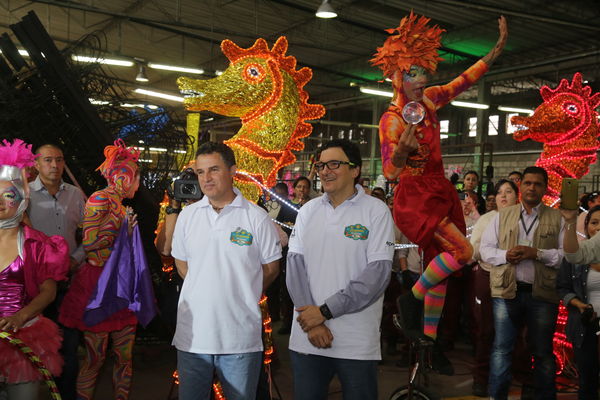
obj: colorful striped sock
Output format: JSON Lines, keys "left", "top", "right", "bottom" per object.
{"left": 423, "top": 281, "right": 448, "bottom": 339}
{"left": 412, "top": 252, "right": 461, "bottom": 300}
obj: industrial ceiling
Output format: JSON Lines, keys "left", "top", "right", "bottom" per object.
{"left": 0, "top": 0, "right": 597, "bottom": 101}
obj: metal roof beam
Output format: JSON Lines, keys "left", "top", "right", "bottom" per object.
{"left": 28, "top": 0, "right": 366, "bottom": 57}
{"left": 427, "top": 0, "right": 600, "bottom": 31}
{"left": 268, "top": 0, "right": 479, "bottom": 61}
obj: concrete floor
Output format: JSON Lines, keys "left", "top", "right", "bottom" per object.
{"left": 39, "top": 320, "right": 580, "bottom": 400}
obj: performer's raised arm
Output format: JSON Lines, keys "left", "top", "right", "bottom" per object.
{"left": 428, "top": 16, "right": 508, "bottom": 108}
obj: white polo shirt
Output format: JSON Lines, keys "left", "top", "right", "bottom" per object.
{"left": 171, "top": 188, "right": 282, "bottom": 354}
{"left": 288, "top": 186, "right": 395, "bottom": 360}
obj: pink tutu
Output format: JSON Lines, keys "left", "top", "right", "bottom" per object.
{"left": 0, "top": 316, "right": 63, "bottom": 383}
{"left": 59, "top": 262, "right": 136, "bottom": 332}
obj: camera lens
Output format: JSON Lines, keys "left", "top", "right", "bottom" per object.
{"left": 182, "top": 184, "right": 197, "bottom": 195}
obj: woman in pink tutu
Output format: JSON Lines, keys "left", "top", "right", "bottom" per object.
{"left": 59, "top": 140, "right": 140, "bottom": 400}
{"left": 0, "top": 139, "right": 69, "bottom": 399}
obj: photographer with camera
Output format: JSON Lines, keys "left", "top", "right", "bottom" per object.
{"left": 156, "top": 167, "right": 202, "bottom": 258}
{"left": 154, "top": 167, "right": 203, "bottom": 332}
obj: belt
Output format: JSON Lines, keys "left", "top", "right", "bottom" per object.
{"left": 516, "top": 282, "right": 533, "bottom": 292}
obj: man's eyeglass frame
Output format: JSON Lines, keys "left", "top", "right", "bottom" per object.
{"left": 314, "top": 160, "right": 356, "bottom": 172}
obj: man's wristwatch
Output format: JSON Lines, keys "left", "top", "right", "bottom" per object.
{"left": 536, "top": 249, "right": 543, "bottom": 261}
{"left": 319, "top": 304, "right": 333, "bottom": 320}
{"left": 165, "top": 206, "right": 181, "bottom": 215}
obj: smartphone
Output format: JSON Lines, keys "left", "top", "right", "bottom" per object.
{"left": 561, "top": 178, "right": 579, "bottom": 210}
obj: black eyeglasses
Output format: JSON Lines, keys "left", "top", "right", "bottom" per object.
{"left": 314, "top": 160, "right": 356, "bottom": 172}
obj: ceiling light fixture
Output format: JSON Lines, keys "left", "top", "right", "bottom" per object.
{"left": 134, "top": 88, "right": 184, "bottom": 103}
{"left": 359, "top": 87, "right": 393, "bottom": 98}
{"left": 72, "top": 55, "right": 134, "bottom": 67}
{"left": 498, "top": 106, "right": 534, "bottom": 115}
{"left": 0, "top": 49, "right": 30, "bottom": 57}
{"left": 316, "top": 0, "right": 337, "bottom": 18}
{"left": 135, "top": 64, "right": 149, "bottom": 82}
{"left": 451, "top": 100, "right": 489, "bottom": 109}
{"left": 121, "top": 103, "right": 159, "bottom": 109}
{"left": 148, "top": 63, "right": 204, "bottom": 74}
{"left": 88, "top": 98, "right": 110, "bottom": 105}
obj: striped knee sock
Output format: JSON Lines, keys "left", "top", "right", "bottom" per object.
{"left": 423, "top": 281, "right": 448, "bottom": 339}
{"left": 412, "top": 252, "right": 461, "bottom": 300}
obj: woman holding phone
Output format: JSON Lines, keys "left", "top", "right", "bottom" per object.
{"left": 558, "top": 205, "right": 600, "bottom": 400}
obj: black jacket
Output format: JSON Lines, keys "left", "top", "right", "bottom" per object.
{"left": 556, "top": 259, "right": 591, "bottom": 349}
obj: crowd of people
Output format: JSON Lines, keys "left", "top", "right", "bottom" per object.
{"left": 1, "top": 11, "right": 599, "bottom": 400}
{"left": 161, "top": 135, "right": 600, "bottom": 400}
{"left": 3, "top": 133, "right": 600, "bottom": 400}
{"left": 0, "top": 140, "right": 150, "bottom": 400}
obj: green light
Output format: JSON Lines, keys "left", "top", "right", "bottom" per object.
{"left": 441, "top": 39, "right": 513, "bottom": 61}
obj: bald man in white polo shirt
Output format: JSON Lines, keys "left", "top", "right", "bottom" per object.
{"left": 171, "top": 142, "right": 281, "bottom": 400}
{"left": 286, "top": 139, "right": 395, "bottom": 400}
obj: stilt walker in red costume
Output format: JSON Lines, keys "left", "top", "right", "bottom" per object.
{"left": 372, "top": 12, "right": 508, "bottom": 340}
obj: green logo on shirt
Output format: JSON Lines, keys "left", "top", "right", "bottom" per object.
{"left": 344, "top": 224, "right": 369, "bottom": 240}
{"left": 230, "top": 228, "right": 253, "bottom": 246}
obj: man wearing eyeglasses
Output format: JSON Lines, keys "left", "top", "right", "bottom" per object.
{"left": 286, "top": 139, "right": 395, "bottom": 400}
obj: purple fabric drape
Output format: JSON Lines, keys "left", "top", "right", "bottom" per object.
{"left": 83, "top": 219, "right": 157, "bottom": 327}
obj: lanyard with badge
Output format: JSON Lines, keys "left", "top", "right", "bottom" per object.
{"left": 518, "top": 213, "right": 537, "bottom": 247}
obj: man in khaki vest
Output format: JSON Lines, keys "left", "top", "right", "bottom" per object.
{"left": 480, "top": 166, "right": 564, "bottom": 400}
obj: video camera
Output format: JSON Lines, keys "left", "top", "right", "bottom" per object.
{"left": 171, "top": 168, "right": 203, "bottom": 202}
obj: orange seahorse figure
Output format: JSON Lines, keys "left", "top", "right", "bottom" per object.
{"left": 177, "top": 36, "right": 325, "bottom": 202}
{"left": 512, "top": 73, "right": 600, "bottom": 205}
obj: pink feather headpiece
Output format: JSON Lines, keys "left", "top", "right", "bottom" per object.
{"left": 0, "top": 139, "right": 38, "bottom": 169}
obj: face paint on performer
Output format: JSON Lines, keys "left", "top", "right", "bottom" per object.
{"left": 0, "top": 181, "right": 22, "bottom": 219}
{"left": 108, "top": 161, "right": 139, "bottom": 198}
{"left": 398, "top": 65, "right": 429, "bottom": 102}
{"left": 124, "top": 170, "right": 141, "bottom": 199}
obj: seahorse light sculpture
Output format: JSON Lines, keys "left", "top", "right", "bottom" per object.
{"left": 512, "top": 73, "right": 600, "bottom": 205}
{"left": 178, "top": 36, "right": 325, "bottom": 201}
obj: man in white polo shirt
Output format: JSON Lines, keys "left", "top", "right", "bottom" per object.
{"left": 286, "top": 139, "right": 395, "bottom": 400}
{"left": 171, "top": 142, "right": 281, "bottom": 400}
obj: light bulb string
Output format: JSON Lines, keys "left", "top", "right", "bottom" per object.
{"left": 236, "top": 170, "right": 301, "bottom": 213}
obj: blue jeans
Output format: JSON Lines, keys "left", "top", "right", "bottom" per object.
{"left": 489, "top": 292, "right": 558, "bottom": 400}
{"left": 177, "top": 350, "right": 262, "bottom": 400}
{"left": 289, "top": 350, "right": 378, "bottom": 400}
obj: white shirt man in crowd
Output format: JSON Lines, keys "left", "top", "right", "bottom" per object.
{"left": 480, "top": 166, "right": 564, "bottom": 400}
{"left": 28, "top": 144, "right": 86, "bottom": 400}
{"left": 171, "top": 142, "right": 281, "bottom": 400}
{"left": 286, "top": 139, "right": 395, "bottom": 400}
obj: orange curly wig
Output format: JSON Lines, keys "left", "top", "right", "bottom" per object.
{"left": 371, "top": 11, "right": 445, "bottom": 78}
{"left": 96, "top": 139, "right": 140, "bottom": 179}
